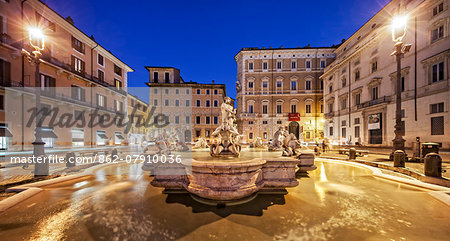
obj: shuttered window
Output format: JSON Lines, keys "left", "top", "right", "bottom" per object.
{"left": 71, "top": 36, "right": 85, "bottom": 53}
{"left": 431, "top": 116, "right": 444, "bottom": 135}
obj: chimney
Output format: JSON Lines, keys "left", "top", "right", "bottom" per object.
{"left": 212, "top": 80, "right": 215, "bottom": 84}
{"left": 65, "top": 16, "right": 75, "bottom": 25}
{"left": 341, "top": 39, "right": 346, "bottom": 43}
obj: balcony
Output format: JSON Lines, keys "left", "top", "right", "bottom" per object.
{"left": 324, "top": 112, "right": 334, "bottom": 118}
{"left": 357, "top": 96, "right": 391, "bottom": 110}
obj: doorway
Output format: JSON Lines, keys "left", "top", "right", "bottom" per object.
{"left": 289, "top": 121, "right": 300, "bottom": 140}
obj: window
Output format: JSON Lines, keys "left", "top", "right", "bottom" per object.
{"left": 249, "top": 132, "right": 254, "bottom": 140}
{"left": 277, "top": 61, "right": 282, "bottom": 69}
{"left": 433, "top": 2, "right": 444, "bottom": 16}
{"left": 248, "top": 82, "right": 254, "bottom": 88}
{"left": 329, "top": 85, "right": 333, "bottom": 93}
{"left": 277, "top": 81, "right": 282, "bottom": 88}
{"left": 71, "top": 85, "right": 85, "bottom": 101}
{"left": 291, "top": 104, "right": 297, "bottom": 113}
{"left": 206, "top": 89, "right": 210, "bottom": 95}
{"left": 249, "top": 121, "right": 254, "bottom": 125}
{"left": 263, "top": 104, "right": 268, "bottom": 114}
{"left": 306, "top": 80, "right": 311, "bottom": 90}
{"left": 291, "top": 81, "right": 297, "bottom": 90}
{"left": 263, "top": 121, "right": 268, "bottom": 125}
{"left": 371, "top": 86, "right": 378, "bottom": 100}
{"left": 432, "top": 62, "right": 444, "bottom": 83}
{"left": 153, "top": 99, "right": 158, "bottom": 106}
{"left": 214, "top": 100, "right": 218, "bottom": 107}
{"left": 277, "top": 120, "right": 282, "bottom": 124}
{"left": 355, "top": 93, "right": 361, "bottom": 106}
{"left": 154, "top": 89, "right": 158, "bottom": 94}
{"left": 320, "top": 80, "right": 324, "bottom": 90}
{"left": 291, "top": 61, "right": 296, "bottom": 69}
{"left": 263, "top": 62, "right": 268, "bottom": 70}
{"left": 306, "top": 104, "right": 311, "bottom": 113}
{"left": 320, "top": 60, "right": 326, "bottom": 68}
{"left": 277, "top": 104, "right": 282, "bottom": 114}
{"left": 205, "top": 130, "right": 210, "bottom": 137}
{"left": 306, "top": 61, "right": 311, "bottom": 69}
{"left": 97, "top": 94, "right": 106, "bottom": 107}
{"left": 186, "top": 89, "right": 190, "bottom": 94}
{"left": 328, "top": 103, "right": 334, "bottom": 113}
{"left": 214, "top": 116, "right": 218, "bottom": 124}
{"left": 342, "top": 120, "right": 347, "bottom": 126}
{"left": 195, "top": 130, "right": 201, "bottom": 137}
{"left": 196, "top": 116, "right": 201, "bottom": 124}
{"left": 71, "top": 36, "right": 85, "bottom": 53}
{"left": 164, "top": 99, "right": 169, "bottom": 106}
{"left": 114, "top": 79, "right": 122, "bottom": 90}
{"left": 175, "top": 116, "right": 180, "bottom": 124}
{"left": 206, "top": 100, "right": 210, "bottom": 107}
{"left": 175, "top": 100, "right": 180, "bottom": 106}
{"left": 97, "top": 69, "right": 104, "bottom": 82}
{"left": 342, "top": 78, "right": 347, "bottom": 87}
{"left": 71, "top": 128, "right": 84, "bottom": 147}
{"left": 153, "top": 72, "right": 159, "bottom": 82}
{"left": 214, "top": 89, "right": 218, "bottom": 95}
{"left": 165, "top": 89, "right": 169, "bottom": 94}
{"left": 431, "top": 25, "right": 444, "bottom": 42}
{"left": 71, "top": 56, "right": 85, "bottom": 74}
{"left": 98, "top": 54, "right": 104, "bottom": 66}
{"left": 262, "top": 81, "right": 268, "bottom": 88}
{"left": 371, "top": 61, "right": 378, "bottom": 73}
{"left": 36, "top": 13, "right": 56, "bottom": 32}
{"left": 175, "top": 89, "right": 179, "bottom": 94}
{"left": 197, "top": 89, "right": 201, "bottom": 94}
{"left": 0, "top": 59, "right": 11, "bottom": 85}
{"left": 114, "top": 100, "right": 123, "bottom": 112}
{"left": 249, "top": 62, "right": 254, "bottom": 70}
{"left": 186, "top": 116, "right": 191, "bottom": 124}
{"left": 196, "top": 100, "right": 201, "bottom": 107}
{"left": 355, "top": 126, "right": 360, "bottom": 138}
{"left": 248, "top": 104, "right": 254, "bottom": 113}
{"left": 206, "top": 116, "right": 210, "bottom": 124}
{"left": 342, "top": 128, "right": 347, "bottom": 138}
{"left": 341, "top": 98, "right": 347, "bottom": 110}
{"left": 431, "top": 116, "right": 444, "bottom": 135}
{"left": 431, "top": 103, "right": 445, "bottom": 114}
{"left": 263, "top": 132, "right": 268, "bottom": 139}
{"left": 354, "top": 118, "right": 360, "bottom": 125}
{"left": 355, "top": 70, "right": 360, "bottom": 81}
{"left": 186, "top": 100, "right": 190, "bottom": 107}
{"left": 114, "top": 64, "right": 122, "bottom": 76}
{"left": 329, "top": 126, "right": 334, "bottom": 136}
{"left": 165, "top": 72, "right": 170, "bottom": 82}
{"left": 40, "top": 74, "right": 55, "bottom": 95}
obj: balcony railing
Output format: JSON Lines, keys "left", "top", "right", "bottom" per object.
{"left": 357, "top": 96, "right": 391, "bottom": 110}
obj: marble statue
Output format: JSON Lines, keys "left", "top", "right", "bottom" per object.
{"left": 193, "top": 137, "right": 209, "bottom": 149}
{"left": 210, "top": 97, "right": 241, "bottom": 157}
{"left": 268, "top": 127, "right": 286, "bottom": 151}
{"left": 253, "top": 137, "right": 265, "bottom": 148}
{"left": 236, "top": 80, "right": 241, "bottom": 92}
{"left": 282, "top": 133, "right": 302, "bottom": 157}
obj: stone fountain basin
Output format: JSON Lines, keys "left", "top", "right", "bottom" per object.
{"left": 151, "top": 155, "right": 312, "bottom": 201}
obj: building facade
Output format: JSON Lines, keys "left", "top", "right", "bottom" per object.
{"left": 235, "top": 47, "right": 336, "bottom": 144}
{"left": 127, "top": 94, "right": 149, "bottom": 145}
{"left": 0, "top": 0, "right": 133, "bottom": 151}
{"left": 146, "top": 66, "right": 226, "bottom": 143}
{"left": 322, "top": 0, "right": 450, "bottom": 149}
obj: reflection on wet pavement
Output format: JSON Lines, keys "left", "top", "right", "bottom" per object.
{"left": 0, "top": 160, "right": 449, "bottom": 241}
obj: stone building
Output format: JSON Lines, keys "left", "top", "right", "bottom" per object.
{"left": 127, "top": 94, "right": 149, "bottom": 145}
{"left": 235, "top": 46, "right": 336, "bottom": 144}
{"left": 0, "top": 0, "right": 133, "bottom": 151}
{"left": 145, "top": 66, "right": 226, "bottom": 143}
{"left": 322, "top": 0, "right": 450, "bottom": 149}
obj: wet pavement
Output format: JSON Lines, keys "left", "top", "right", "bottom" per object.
{"left": 0, "top": 159, "right": 449, "bottom": 241}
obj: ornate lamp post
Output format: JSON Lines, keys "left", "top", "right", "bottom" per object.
{"left": 390, "top": 14, "right": 411, "bottom": 164}
{"left": 26, "top": 27, "right": 48, "bottom": 176}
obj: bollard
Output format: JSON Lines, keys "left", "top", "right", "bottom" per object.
{"left": 66, "top": 152, "right": 76, "bottom": 168}
{"left": 349, "top": 148, "right": 356, "bottom": 160}
{"left": 393, "top": 150, "right": 406, "bottom": 167}
{"left": 424, "top": 153, "right": 442, "bottom": 178}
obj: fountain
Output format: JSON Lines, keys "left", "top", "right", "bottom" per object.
{"left": 150, "top": 96, "right": 317, "bottom": 204}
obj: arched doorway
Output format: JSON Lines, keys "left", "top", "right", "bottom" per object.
{"left": 185, "top": 130, "right": 192, "bottom": 143}
{"left": 289, "top": 121, "right": 300, "bottom": 140}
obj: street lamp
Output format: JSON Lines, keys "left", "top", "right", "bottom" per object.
{"left": 25, "top": 26, "right": 48, "bottom": 176}
{"left": 390, "top": 14, "right": 411, "bottom": 166}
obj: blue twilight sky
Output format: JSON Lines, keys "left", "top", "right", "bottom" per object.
{"left": 45, "top": 0, "right": 390, "bottom": 103}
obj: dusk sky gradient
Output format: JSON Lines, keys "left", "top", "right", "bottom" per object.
{"left": 45, "top": 0, "right": 390, "bottom": 102}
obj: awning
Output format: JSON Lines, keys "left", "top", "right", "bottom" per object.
{"left": 41, "top": 129, "right": 58, "bottom": 138}
{"left": 0, "top": 128, "right": 13, "bottom": 137}
{"left": 98, "top": 133, "right": 108, "bottom": 139}
{"left": 116, "top": 134, "right": 124, "bottom": 140}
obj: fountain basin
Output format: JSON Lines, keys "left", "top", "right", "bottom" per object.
{"left": 150, "top": 154, "right": 316, "bottom": 201}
